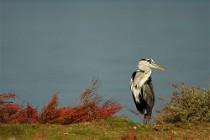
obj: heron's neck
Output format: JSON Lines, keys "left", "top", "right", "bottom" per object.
{"left": 137, "top": 67, "right": 152, "bottom": 88}
{"left": 138, "top": 66, "right": 152, "bottom": 74}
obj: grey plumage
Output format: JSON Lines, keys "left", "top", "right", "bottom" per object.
{"left": 130, "top": 58, "right": 164, "bottom": 123}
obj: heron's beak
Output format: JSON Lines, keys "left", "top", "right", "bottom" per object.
{"left": 152, "top": 64, "right": 165, "bottom": 71}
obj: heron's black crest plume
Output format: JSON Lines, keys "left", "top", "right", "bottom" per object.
{"left": 141, "top": 58, "right": 154, "bottom": 64}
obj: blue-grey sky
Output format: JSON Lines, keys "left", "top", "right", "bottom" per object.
{"left": 0, "top": 0, "right": 209, "bottom": 121}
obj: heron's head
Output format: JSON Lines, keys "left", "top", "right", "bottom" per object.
{"left": 138, "top": 58, "right": 165, "bottom": 71}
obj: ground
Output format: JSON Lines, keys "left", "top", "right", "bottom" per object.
{"left": 0, "top": 118, "right": 209, "bottom": 140}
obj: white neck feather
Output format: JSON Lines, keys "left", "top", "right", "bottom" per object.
{"left": 138, "top": 70, "right": 152, "bottom": 88}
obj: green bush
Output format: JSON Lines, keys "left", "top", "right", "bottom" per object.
{"left": 156, "top": 83, "right": 210, "bottom": 124}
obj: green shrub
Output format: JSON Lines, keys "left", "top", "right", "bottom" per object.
{"left": 156, "top": 83, "right": 210, "bottom": 124}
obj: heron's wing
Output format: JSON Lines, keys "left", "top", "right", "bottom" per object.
{"left": 130, "top": 71, "right": 145, "bottom": 88}
{"left": 130, "top": 71, "right": 145, "bottom": 103}
{"left": 142, "top": 78, "right": 155, "bottom": 108}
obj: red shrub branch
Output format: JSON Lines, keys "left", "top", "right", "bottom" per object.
{"left": 39, "top": 88, "right": 123, "bottom": 124}
{"left": 0, "top": 93, "right": 20, "bottom": 123}
{"left": 0, "top": 80, "right": 123, "bottom": 124}
{"left": 0, "top": 103, "right": 21, "bottom": 123}
{"left": 8, "top": 104, "right": 39, "bottom": 124}
{"left": 40, "top": 94, "right": 59, "bottom": 124}
{"left": 0, "top": 93, "right": 18, "bottom": 105}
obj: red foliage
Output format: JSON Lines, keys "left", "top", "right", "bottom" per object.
{"left": 0, "top": 80, "right": 123, "bottom": 124}
{"left": 0, "top": 93, "right": 39, "bottom": 124}
{"left": 129, "top": 127, "right": 137, "bottom": 140}
{"left": 0, "top": 93, "right": 18, "bottom": 105}
{"left": 71, "top": 88, "right": 122, "bottom": 123}
{"left": 0, "top": 103, "right": 21, "bottom": 123}
{"left": 0, "top": 93, "right": 21, "bottom": 123}
{"left": 39, "top": 88, "right": 123, "bottom": 124}
{"left": 8, "top": 104, "right": 39, "bottom": 124}
{"left": 40, "top": 94, "right": 59, "bottom": 123}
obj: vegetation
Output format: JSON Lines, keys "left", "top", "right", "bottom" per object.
{"left": 0, "top": 80, "right": 122, "bottom": 124}
{"left": 0, "top": 118, "right": 209, "bottom": 140}
{"left": 0, "top": 82, "right": 209, "bottom": 139}
{"left": 156, "top": 83, "right": 210, "bottom": 124}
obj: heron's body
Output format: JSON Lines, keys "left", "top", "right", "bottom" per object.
{"left": 130, "top": 69, "right": 154, "bottom": 119}
{"left": 130, "top": 59, "right": 164, "bottom": 123}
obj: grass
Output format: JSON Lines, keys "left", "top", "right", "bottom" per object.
{"left": 0, "top": 118, "right": 209, "bottom": 140}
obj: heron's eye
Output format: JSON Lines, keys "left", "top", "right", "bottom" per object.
{"left": 146, "top": 59, "right": 151, "bottom": 63}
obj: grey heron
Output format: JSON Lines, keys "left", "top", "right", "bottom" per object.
{"left": 130, "top": 58, "right": 164, "bottom": 123}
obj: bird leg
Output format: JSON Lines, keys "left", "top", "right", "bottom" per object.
{"left": 125, "top": 106, "right": 144, "bottom": 123}
{"left": 143, "top": 115, "right": 151, "bottom": 124}
{"left": 125, "top": 106, "right": 152, "bottom": 124}
{"left": 125, "top": 106, "right": 139, "bottom": 116}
